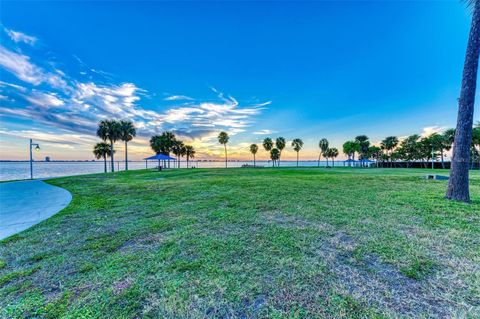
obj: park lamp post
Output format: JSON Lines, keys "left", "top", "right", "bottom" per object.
{"left": 30, "top": 139, "right": 40, "bottom": 179}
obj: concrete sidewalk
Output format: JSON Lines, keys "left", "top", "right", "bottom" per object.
{"left": 0, "top": 180, "right": 72, "bottom": 240}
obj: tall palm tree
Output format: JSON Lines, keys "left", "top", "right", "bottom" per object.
{"left": 275, "top": 137, "right": 286, "bottom": 166}
{"left": 93, "top": 142, "right": 112, "bottom": 173}
{"left": 447, "top": 0, "right": 480, "bottom": 202}
{"left": 270, "top": 148, "right": 280, "bottom": 167}
{"left": 263, "top": 137, "right": 274, "bottom": 152}
{"left": 318, "top": 138, "right": 329, "bottom": 167}
{"left": 172, "top": 140, "right": 185, "bottom": 168}
{"left": 263, "top": 138, "right": 274, "bottom": 166}
{"left": 119, "top": 120, "right": 136, "bottom": 171}
{"left": 380, "top": 136, "right": 399, "bottom": 167}
{"left": 218, "top": 131, "right": 229, "bottom": 168}
{"left": 291, "top": 138, "right": 304, "bottom": 167}
{"left": 250, "top": 144, "right": 258, "bottom": 166}
{"left": 355, "top": 135, "right": 370, "bottom": 167}
{"left": 185, "top": 145, "right": 195, "bottom": 168}
{"left": 97, "top": 120, "right": 121, "bottom": 173}
{"left": 329, "top": 148, "right": 339, "bottom": 167}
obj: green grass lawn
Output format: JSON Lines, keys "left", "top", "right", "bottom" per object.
{"left": 1, "top": 168, "right": 479, "bottom": 318}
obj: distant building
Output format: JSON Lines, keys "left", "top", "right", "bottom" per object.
{"left": 45, "top": 156, "right": 51, "bottom": 162}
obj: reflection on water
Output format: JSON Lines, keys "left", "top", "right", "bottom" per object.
{"left": 0, "top": 160, "right": 339, "bottom": 181}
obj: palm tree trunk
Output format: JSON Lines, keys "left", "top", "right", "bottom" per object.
{"left": 224, "top": 144, "right": 227, "bottom": 168}
{"left": 103, "top": 156, "right": 107, "bottom": 173}
{"left": 296, "top": 152, "right": 299, "bottom": 167}
{"left": 110, "top": 140, "right": 115, "bottom": 172}
{"left": 441, "top": 149, "right": 445, "bottom": 169}
{"left": 254, "top": 154, "right": 256, "bottom": 167}
{"left": 333, "top": 158, "right": 335, "bottom": 167}
{"left": 447, "top": 2, "right": 480, "bottom": 202}
{"left": 318, "top": 153, "right": 321, "bottom": 167}
{"left": 326, "top": 158, "right": 329, "bottom": 167}
{"left": 125, "top": 141, "right": 128, "bottom": 171}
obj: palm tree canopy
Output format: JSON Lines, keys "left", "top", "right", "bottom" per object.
{"left": 276, "top": 137, "right": 286, "bottom": 151}
{"left": 250, "top": 144, "right": 258, "bottom": 154}
{"left": 172, "top": 140, "right": 185, "bottom": 156}
{"left": 97, "top": 120, "right": 121, "bottom": 143}
{"left": 330, "top": 148, "right": 339, "bottom": 158}
{"left": 218, "top": 131, "right": 229, "bottom": 145}
{"left": 291, "top": 138, "right": 304, "bottom": 152}
{"left": 319, "top": 138, "right": 329, "bottom": 153}
{"left": 270, "top": 148, "right": 280, "bottom": 160}
{"left": 185, "top": 145, "right": 196, "bottom": 158}
{"left": 119, "top": 120, "right": 136, "bottom": 142}
{"left": 263, "top": 137, "right": 274, "bottom": 151}
{"left": 93, "top": 142, "right": 111, "bottom": 159}
{"left": 380, "top": 136, "right": 399, "bottom": 151}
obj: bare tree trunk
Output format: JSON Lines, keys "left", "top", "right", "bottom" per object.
{"left": 110, "top": 140, "right": 115, "bottom": 172}
{"left": 441, "top": 148, "right": 445, "bottom": 169}
{"left": 124, "top": 141, "right": 127, "bottom": 171}
{"left": 447, "top": 2, "right": 480, "bottom": 202}
{"left": 224, "top": 144, "right": 227, "bottom": 168}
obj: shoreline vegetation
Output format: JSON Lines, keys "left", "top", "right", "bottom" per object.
{"left": 0, "top": 167, "right": 479, "bottom": 318}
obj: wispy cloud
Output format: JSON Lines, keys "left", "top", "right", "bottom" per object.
{"left": 164, "top": 95, "right": 194, "bottom": 101}
{"left": 4, "top": 28, "right": 37, "bottom": 45}
{"left": 0, "top": 46, "right": 66, "bottom": 88}
{"left": 253, "top": 129, "right": 276, "bottom": 135}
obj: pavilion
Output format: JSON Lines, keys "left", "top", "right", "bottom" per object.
{"left": 144, "top": 154, "right": 176, "bottom": 170}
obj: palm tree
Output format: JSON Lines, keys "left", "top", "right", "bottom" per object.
{"left": 447, "top": 0, "right": 480, "bottom": 202}
{"left": 368, "top": 146, "right": 382, "bottom": 168}
{"left": 93, "top": 142, "right": 112, "bottom": 173}
{"left": 329, "top": 148, "right": 339, "bottom": 167}
{"left": 355, "top": 135, "right": 370, "bottom": 167}
{"left": 342, "top": 141, "right": 356, "bottom": 166}
{"left": 270, "top": 148, "right": 280, "bottom": 167}
{"left": 185, "top": 145, "right": 195, "bottom": 168}
{"left": 291, "top": 138, "right": 304, "bottom": 167}
{"left": 119, "top": 120, "right": 136, "bottom": 171}
{"left": 318, "top": 138, "right": 329, "bottom": 167}
{"left": 275, "top": 137, "right": 286, "bottom": 166}
{"left": 172, "top": 140, "right": 185, "bottom": 168}
{"left": 263, "top": 137, "right": 274, "bottom": 152}
{"left": 250, "top": 144, "right": 258, "bottom": 166}
{"left": 263, "top": 138, "right": 274, "bottom": 166}
{"left": 218, "top": 131, "right": 229, "bottom": 168}
{"left": 97, "top": 120, "right": 121, "bottom": 173}
{"left": 380, "top": 136, "right": 399, "bottom": 167}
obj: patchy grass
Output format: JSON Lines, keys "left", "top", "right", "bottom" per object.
{"left": 0, "top": 167, "right": 479, "bottom": 318}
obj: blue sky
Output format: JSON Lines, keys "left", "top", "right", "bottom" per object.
{"left": 0, "top": 1, "right": 477, "bottom": 160}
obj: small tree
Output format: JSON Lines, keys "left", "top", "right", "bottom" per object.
{"left": 93, "top": 142, "right": 112, "bottom": 173}
{"left": 329, "top": 148, "right": 339, "bottom": 167}
{"left": 318, "top": 138, "right": 329, "bottom": 167}
{"left": 218, "top": 131, "right": 229, "bottom": 168}
{"left": 291, "top": 138, "right": 304, "bottom": 167}
{"left": 97, "top": 120, "right": 121, "bottom": 173}
{"left": 380, "top": 136, "right": 399, "bottom": 167}
{"left": 185, "top": 145, "right": 195, "bottom": 168}
{"left": 276, "top": 137, "right": 286, "bottom": 166}
{"left": 250, "top": 144, "right": 259, "bottom": 166}
{"left": 270, "top": 148, "right": 280, "bottom": 167}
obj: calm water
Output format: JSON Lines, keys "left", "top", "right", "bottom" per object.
{"left": 0, "top": 160, "right": 340, "bottom": 181}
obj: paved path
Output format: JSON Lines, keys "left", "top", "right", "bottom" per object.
{"left": 0, "top": 180, "right": 72, "bottom": 240}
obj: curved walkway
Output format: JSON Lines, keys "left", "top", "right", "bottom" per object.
{"left": 0, "top": 180, "right": 72, "bottom": 240}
